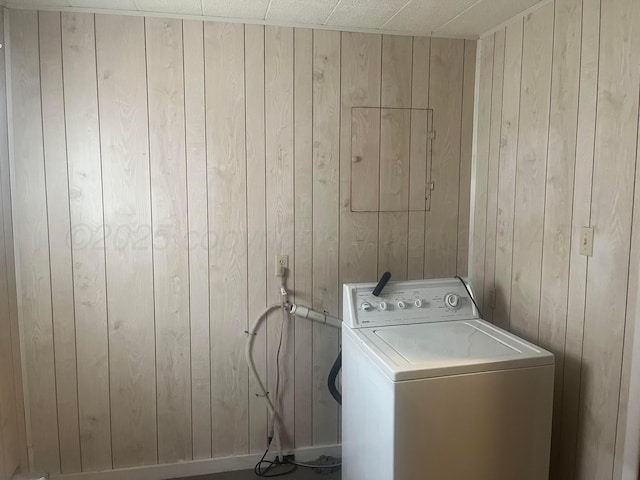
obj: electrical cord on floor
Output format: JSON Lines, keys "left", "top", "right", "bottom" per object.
{"left": 254, "top": 440, "right": 298, "bottom": 477}
{"left": 456, "top": 275, "right": 482, "bottom": 317}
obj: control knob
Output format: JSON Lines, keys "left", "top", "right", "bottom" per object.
{"left": 414, "top": 299, "right": 423, "bottom": 308}
{"left": 361, "top": 302, "right": 373, "bottom": 312}
{"left": 379, "top": 301, "right": 388, "bottom": 311}
{"left": 397, "top": 301, "right": 406, "bottom": 310}
{"left": 445, "top": 293, "right": 461, "bottom": 310}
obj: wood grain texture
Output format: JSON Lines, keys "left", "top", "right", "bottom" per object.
{"left": 96, "top": 14, "right": 157, "bottom": 469}
{"left": 469, "top": 34, "right": 494, "bottom": 309}
{"left": 312, "top": 29, "right": 340, "bottom": 446}
{"left": 39, "top": 11, "right": 81, "bottom": 474}
{"left": 0, "top": 9, "right": 27, "bottom": 471}
{"left": 576, "top": 0, "right": 640, "bottom": 476}
{"left": 494, "top": 20, "right": 523, "bottom": 331}
{"left": 293, "top": 27, "right": 313, "bottom": 448}
{"left": 9, "top": 9, "right": 60, "bottom": 473}
{"left": 265, "top": 25, "right": 295, "bottom": 451}
{"left": 456, "top": 40, "right": 476, "bottom": 278}
{"left": 339, "top": 32, "right": 381, "bottom": 312}
{"left": 482, "top": 29, "right": 505, "bottom": 323}
{"left": 204, "top": 21, "right": 249, "bottom": 456}
{"left": 509, "top": 4, "right": 553, "bottom": 342}
{"left": 538, "top": 0, "right": 581, "bottom": 474}
{"left": 244, "top": 23, "right": 267, "bottom": 454}
{"left": 425, "top": 38, "right": 465, "bottom": 278}
{"left": 183, "top": 19, "right": 212, "bottom": 460}
{"left": 350, "top": 107, "right": 380, "bottom": 213}
{"left": 560, "top": 0, "right": 599, "bottom": 476}
{"left": 61, "top": 11, "right": 112, "bottom": 472}
{"left": 379, "top": 108, "right": 410, "bottom": 212}
{"left": 381, "top": 35, "right": 412, "bottom": 108}
{"left": 145, "top": 17, "right": 192, "bottom": 464}
{"left": 378, "top": 212, "right": 408, "bottom": 280}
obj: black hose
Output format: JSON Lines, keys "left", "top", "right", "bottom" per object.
{"left": 328, "top": 350, "right": 342, "bottom": 405}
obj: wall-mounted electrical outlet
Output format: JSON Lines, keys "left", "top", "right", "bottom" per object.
{"left": 579, "top": 226, "right": 594, "bottom": 257}
{"left": 275, "top": 255, "right": 289, "bottom": 276}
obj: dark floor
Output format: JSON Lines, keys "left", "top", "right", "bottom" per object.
{"left": 174, "top": 467, "right": 340, "bottom": 480}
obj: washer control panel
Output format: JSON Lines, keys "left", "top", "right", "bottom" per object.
{"left": 343, "top": 278, "right": 479, "bottom": 328}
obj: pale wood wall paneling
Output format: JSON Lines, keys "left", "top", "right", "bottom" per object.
{"left": 560, "top": 0, "right": 599, "bottom": 475}
{"left": 293, "top": 27, "right": 313, "bottom": 448}
{"left": 509, "top": 3, "right": 554, "bottom": 342}
{"left": 481, "top": 28, "right": 505, "bottom": 323}
{"left": 0, "top": 7, "right": 27, "bottom": 474}
{"left": 424, "top": 38, "right": 465, "bottom": 279}
{"left": 39, "top": 11, "right": 82, "bottom": 474}
{"left": 493, "top": 19, "right": 524, "bottom": 331}
{"left": 0, "top": 8, "right": 22, "bottom": 478}
{"left": 145, "top": 17, "right": 192, "bottom": 464}
{"left": 472, "top": 0, "right": 640, "bottom": 478}
{"left": 244, "top": 23, "right": 268, "bottom": 454}
{"left": 60, "top": 11, "right": 111, "bottom": 472}
{"left": 265, "top": 25, "right": 295, "bottom": 451}
{"left": 183, "top": 19, "right": 212, "bottom": 460}
{"left": 95, "top": 14, "right": 157, "bottom": 469}
{"left": 8, "top": 10, "right": 475, "bottom": 473}
{"left": 9, "top": 9, "right": 60, "bottom": 474}
{"left": 311, "top": 29, "right": 341, "bottom": 446}
{"left": 577, "top": 0, "right": 640, "bottom": 476}
{"left": 469, "top": 34, "right": 494, "bottom": 309}
{"left": 203, "top": 21, "right": 249, "bottom": 456}
{"left": 539, "top": 0, "right": 581, "bottom": 474}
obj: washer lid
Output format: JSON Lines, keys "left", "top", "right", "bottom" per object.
{"left": 346, "top": 319, "right": 554, "bottom": 381}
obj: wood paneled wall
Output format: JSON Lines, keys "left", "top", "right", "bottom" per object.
{"left": 0, "top": 8, "right": 28, "bottom": 480}
{"left": 471, "top": 1, "right": 640, "bottom": 479}
{"left": 7, "top": 9, "right": 475, "bottom": 474}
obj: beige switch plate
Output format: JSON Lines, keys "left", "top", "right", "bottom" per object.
{"left": 579, "top": 227, "right": 594, "bottom": 256}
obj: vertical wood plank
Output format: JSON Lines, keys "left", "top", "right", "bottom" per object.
{"left": 204, "top": 21, "right": 249, "bottom": 456}
{"left": 61, "top": 12, "right": 112, "bottom": 472}
{"left": 381, "top": 35, "right": 412, "bottom": 108}
{"left": 312, "top": 29, "right": 340, "bottom": 445}
{"left": 9, "top": 9, "right": 60, "bottom": 473}
{"left": 469, "top": 35, "right": 494, "bottom": 309}
{"left": 576, "top": 0, "right": 640, "bottom": 476}
{"left": 145, "top": 17, "right": 192, "bottom": 464}
{"left": 349, "top": 107, "right": 380, "bottom": 213}
{"left": 510, "top": 4, "right": 554, "bottom": 341}
{"left": 338, "top": 31, "right": 381, "bottom": 304}
{"left": 378, "top": 213, "right": 408, "bottom": 280}
{"left": 538, "top": 0, "right": 581, "bottom": 475}
{"left": 95, "top": 14, "right": 157, "bottom": 469}
{"left": 183, "top": 19, "right": 212, "bottom": 460}
{"left": 457, "top": 40, "right": 477, "bottom": 278}
{"left": 39, "top": 11, "right": 81, "bottom": 474}
{"left": 407, "top": 36, "right": 430, "bottom": 280}
{"left": 379, "top": 108, "right": 410, "bottom": 212}
{"left": 245, "top": 23, "right": 267, "bottom": 454}
{"left": 265, "top": 25, "right": 295, "bottom": 451}
{"left": 560, "top": 0, "right": 600, "bottom": 476}
{"left": 293, "top": 27, "right": 313, "bottom": 448}
{"left": 494, "top": 20, "right": 524, "bottom": 331}
{"left": 425, "top": 38, "right": 465, "bottom": 278}
{"left": 482, "top": 30, "right": 505, "bottom": 323}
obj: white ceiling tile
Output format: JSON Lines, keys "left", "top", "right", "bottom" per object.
{"left": 70, "top": 0, "right": 137, "bottom": 9}
{"left": 434, "top": 0, "right": 543, "bottom": 36}
{"left": 266, "top": 0, "right": 338, "bottom": 25}
{"left": 325, "top": 0, "right": 407, "bottom": 29}
{"left": 135, "top": 0, "right": 201, "bottom": 15}
{"left": 382, "top": 0, "right": 478, "bottom": 33}
{"left": 201, "top": 0, "right": 269, "bottom": 19}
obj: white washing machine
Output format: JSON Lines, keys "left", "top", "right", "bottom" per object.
{"left": 342, "top": 278, "right": 554, "bottom": 480}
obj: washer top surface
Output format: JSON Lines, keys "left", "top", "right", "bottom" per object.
{"left": 343, "top": 319, "right": 554, "bottom": 381}
{"left": 374, "top": 321, "right": 519, "bottom": 364}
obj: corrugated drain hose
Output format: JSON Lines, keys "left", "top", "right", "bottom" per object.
{"left": 328, "top": 351, "right": 342, "bottom": 405}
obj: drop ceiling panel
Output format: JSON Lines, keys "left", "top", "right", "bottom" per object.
{"left": 434, "top": 0, "right": 544, "bottom": 36}
{"left": 381, "top": 0, "right": 478, "bottom": 34}
{"left": 6, "top": 0, "right": 549, "bottom": 38}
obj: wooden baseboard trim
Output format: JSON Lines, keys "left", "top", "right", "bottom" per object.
{"left": 49, "top": 445, "right": 341, "bottom": 480}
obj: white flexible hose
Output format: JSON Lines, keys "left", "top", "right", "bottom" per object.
{"left": 245, "top": 303, "right": 283, "bottom": 437}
